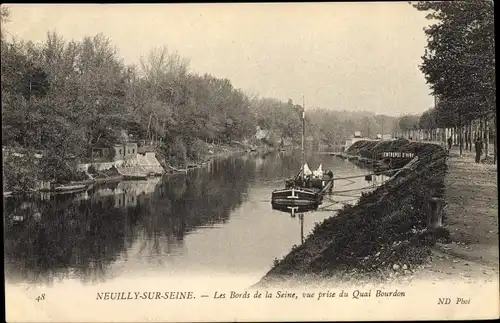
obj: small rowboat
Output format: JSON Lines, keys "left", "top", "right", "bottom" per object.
{"left": 123, "top": 174, "right": 148, "bottom": 180}
{"left": 53, "top": 184, "right": 89, "bottom": 194}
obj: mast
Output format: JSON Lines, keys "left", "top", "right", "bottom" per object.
{"left": 301, "top": 95, "right": 306, "bottom": 182}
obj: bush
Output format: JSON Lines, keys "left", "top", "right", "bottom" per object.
{"left": 38, "top": 153, "right": 88, "bottom": 184}
{"left": 187, "top": 139, "right": 209, "bottom": 162}
{"left": 161, "top": 137, "right": 187, "bottom": 167}
{"left": 3, "top": 155, "right": 38, "bottom": 192}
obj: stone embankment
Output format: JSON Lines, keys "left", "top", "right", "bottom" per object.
{"left": 258, "top": 139, "right": 448, "bottom": 287}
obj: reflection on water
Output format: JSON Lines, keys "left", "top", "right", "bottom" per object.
{"left": 4, "top": 151, "right": 381, "bottom": 286}
{"left": 271, "top": 204, "right": 319, "bottom": 244}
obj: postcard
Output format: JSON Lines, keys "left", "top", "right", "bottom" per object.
{"left": 2, "top": 2, "right": 498, "bottom": 322}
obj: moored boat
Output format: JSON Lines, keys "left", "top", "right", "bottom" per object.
{"left": 271, "top": 186, "right": 323, "bottom": 206}
{"left": 272, "top": 164, "right": 334, "bottom": 206}
{"left": 123, "top": 174, "right": 149, "bottom": 180}
{"left": 270, "top": 97, "right": 334, "bottom": 208}
{"left": 53, "top": 183, "right": 89, "bottom": 194}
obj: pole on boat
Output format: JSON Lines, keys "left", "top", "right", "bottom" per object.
{"left": 301, "top": 95, "right": 306, "bottom": 183}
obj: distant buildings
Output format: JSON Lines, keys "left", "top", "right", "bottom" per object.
{"left": 83, "top": 138, "right": 164, "bottom": 177}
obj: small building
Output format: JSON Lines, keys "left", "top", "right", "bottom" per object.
{"left": 112, "top": 142, "right": 138, "bottom": 161}
{"left": 92, "top": 142, "right": 138, "bottom": 162}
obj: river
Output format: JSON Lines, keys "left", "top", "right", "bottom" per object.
{"left": 4, "top": 151, "right": 385, "bottom": 293}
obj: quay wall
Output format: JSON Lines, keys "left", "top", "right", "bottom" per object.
{"left": 77, "top": 160, "right": 124, "bottom": 172}
{"left": 258, "top": 140, "right": 448, "bottom": 286}
{"left": 77, "top": 152, "right": 164, "bottom": 174}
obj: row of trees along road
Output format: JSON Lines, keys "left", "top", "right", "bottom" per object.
{"left": 410, "top": 1, "right": 495, "bottom": 162}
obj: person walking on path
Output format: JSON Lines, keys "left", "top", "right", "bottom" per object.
{"left": 447, "top": 136, "right": 453, "bottom": 151}
{"left": 474, "top": 138, "right": 483, "bottom": 163}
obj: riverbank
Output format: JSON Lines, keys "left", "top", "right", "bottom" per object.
{"left": 2, "top": 141, "right": 281, "bottom": 196}
{"left": 257, "top": 140, "right": 448, "bottom": 287}
{"left": 158, "top": 141, "right": 279, "bottom": 173}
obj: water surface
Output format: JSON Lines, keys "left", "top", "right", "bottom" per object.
{"left": 4, "top": 151, "right": 384, "bottom": 288}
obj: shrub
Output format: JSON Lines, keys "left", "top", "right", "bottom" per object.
{"left": 3, "top": 155, "right": 38, "bottom": 192}
{"left": 161, "top": 137, "right": 188, "bottom": 167}
{"left": 187, "top": 139, "right": 209, "bottom": 162}
{"left": 38, "top": 153, "right": 87, "bottom": 184}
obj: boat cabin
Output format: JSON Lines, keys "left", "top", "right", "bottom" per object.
{"left": 285, "top": 164, "right": 334, "bottom": 192}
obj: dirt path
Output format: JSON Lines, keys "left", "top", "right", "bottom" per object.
{"left": 417, "top": 148, "right": 498, "bottom": 283}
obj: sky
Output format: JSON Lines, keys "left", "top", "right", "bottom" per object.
{"left": 3, "top": 3, "right": 435, "bottom": 116}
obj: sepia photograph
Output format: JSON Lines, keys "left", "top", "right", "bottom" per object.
{"left": 2, "top": 2, "right": 498, "bottom": 322}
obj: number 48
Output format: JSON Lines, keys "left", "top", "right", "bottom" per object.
{"left": 35, "top": 294, "right": 45, "bottom": 302}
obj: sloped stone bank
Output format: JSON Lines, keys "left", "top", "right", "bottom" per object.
{"left": 258, "top": 140, "right": 448, "bottom": 286}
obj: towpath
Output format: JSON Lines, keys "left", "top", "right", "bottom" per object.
{"left": 420, "top": 147, "right": 498, "bottom": 282}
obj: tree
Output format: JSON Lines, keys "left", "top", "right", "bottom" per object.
{"left": 414, "top": 1, "right": 494, "bottom": 108}
{"left": 419, "top": 108, "right": 436, "bottom": 129}
{"left": 362, "top": 116, "right": 374, "bottom": 138}
{"left": 374, "top": 114, "right": 393, "bottom": 136}
{"left": 414, "top": 1, "right": 495, "bottom": 157}
{"left": 398, "top": 115, "right": 419, "bottom": 131}
{"left": 0, "top": 6, "right": 10, "bottom": 40}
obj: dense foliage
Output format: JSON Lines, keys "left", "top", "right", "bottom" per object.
{"left": 409, "top": 1, "right": 496, "bottom": 158}
{"left": 2, "top": 6, "right": 401, "bottom": 188}
{"left": 414, "top": 1, "right": 495, "bottom": 122}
